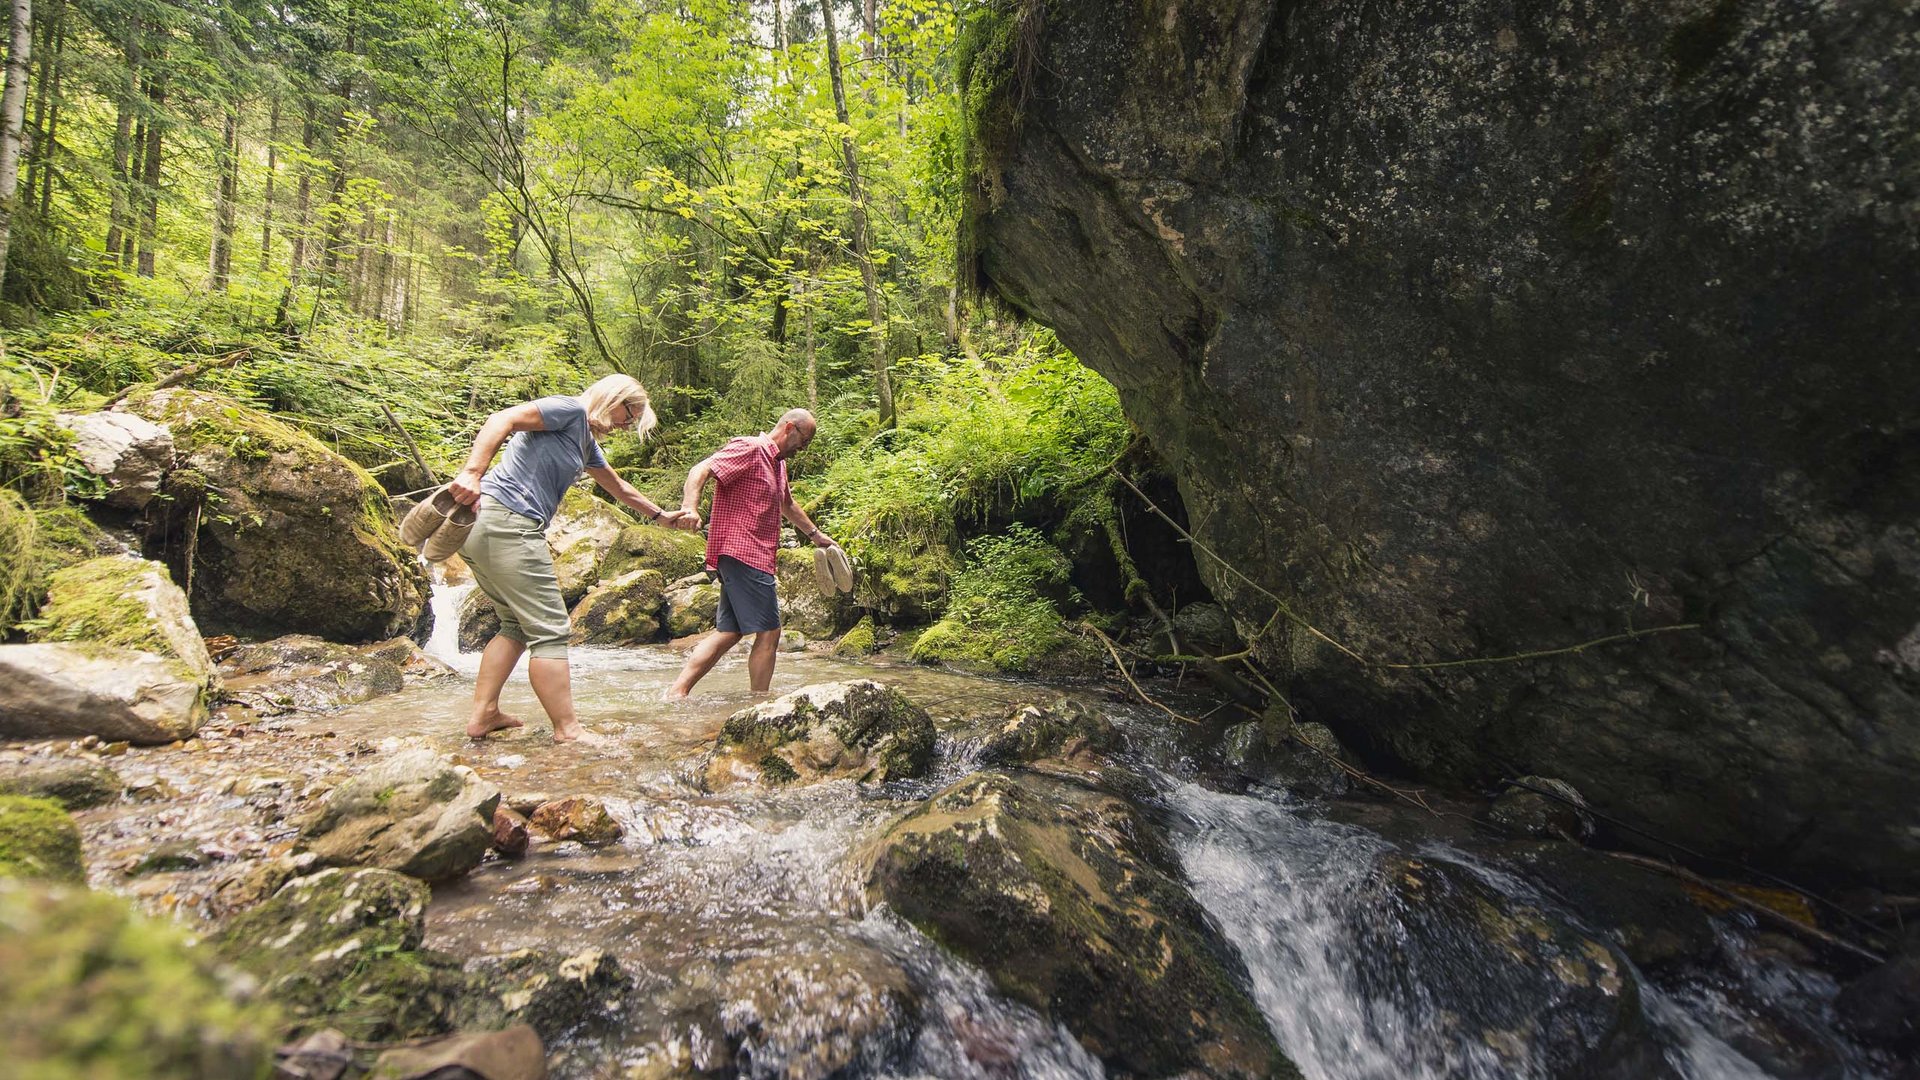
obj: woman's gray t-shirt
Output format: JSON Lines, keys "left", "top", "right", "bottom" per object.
{"left": 479, "top": 396, "right": 606, "bottom": 526}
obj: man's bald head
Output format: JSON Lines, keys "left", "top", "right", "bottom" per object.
{"left": 771, "top": 408, "right": 817, "bottom": 459}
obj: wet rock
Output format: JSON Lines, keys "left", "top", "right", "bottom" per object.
{"left": 864, "top": 770, "right": 1292, "bottom": 1079}
{"left": 0, "top": 759, "right": 124, "bottom": 809}
{"left": 460, "top": 948, "right": 632, "bottom": 1039}
{"left": 0, "top": 642, "right": 207, "bottom": 744}
{"left": 976, "top": 700, "right": 1122, "bottom": 766}
{"left": 1222, "top": 717, "right": 1354, "bottom": 797}
{"left": 29, "top": 555, "right": 214, "bottom": 677}
{"left": 834, "top": 616, "right": 879, "bottom": 657}
{"left": 777, "top": 631, "right": 808, "bottom": 652}
{"left": 130, "top": 840, "right": 207, "bottom": 876}
{"left": 212, "top": 852, "right": 317, "bottom": 914}
{"left": 127, "top": 389, "right": 425, "bottom": 642}
{"left": 1489, "top": 776, "right": 1595, "bottom": 842}
{"left": 1836, "top": 948, "right": 1920, "bottom": 1054}
{"left": 569, "top": 569, "right": 666, "bottom": 645}
{"left": 218, "top": 634, "right": 406, "bottom": 713}
{"left": 547, "top": 488, "right": 625, "bottom": 604}
{"left": 57, "top": 410, "right": 175, "bottom": 509}
{"left": 713, "top": 939, "right": 915, "bottom": 1079}
{"left": 599, "top": 521, "right": 708, "bottom": 583}
{"left": 300, "top": 748, "right": 501, "bottom": 882}
{"left": 459, "top": 588, "right": 500, "bottom": 651}
{"left": 213, "top": 867, "right": 471, "bottom": 1040}
{"left": 0, "top": 796, "right": 85, "bottom": 883}
{"left": 368, "top": 1024, "right": 546, "bottom": 1080}
{"left": 359, "top": 636, "right": 456, "bottom": 678}
{"left": 663, "top": 577, "right": 720, "bottom": 638}
{"left": 1171, "top": 602, "right": 1241, "bottom": 657}
{"left": 776, "top": 546, "right": 851, "bottom": 639}
{"left": 491, "top": 807, "right": 531, "bottom": 857}
{"left": 703, "top": 681, "right": 935, "bottom": 790}
{"left": 1343, "top": 853, "right": 1663, "bottom": 1078}
{"left": 0, "top": 881, "right": 278, "bottom": 1077}
{"left": 527, "top": 797, "right": 623, "bottom": 846}
{"left": 965, "top": 0, "right": 1920, "bottom": 891}
{"left": 1499, "top": 842, "right": 1719, "bottom": 973}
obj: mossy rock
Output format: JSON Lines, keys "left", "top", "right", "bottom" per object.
{"left": 864, "top": 770, "right": 1294, "bottom": 1079}
{"left": 663, "top": 580, "right": 721, "bottom": 638}
{"left": 977, "top": 700, "right": 1123, "bottom": 766}
{"left": 0, "top": 796, "right": 86, "bottom": 883}
{"left": 833, "top": 616, "right": 879, "bottom": 657}
{"left": 547, "top": 487, "right": 626, "bottom": 605}
{"left": 570, "top": 569, "right": 667, "bottom": 645}
{"left": 125, "top": 389, "right": 426, "bottom": 643}
{"left": 705, "top": 680, "right": 935, "bottom": 790}
{"left": 30, "top": 555, "right": 213, "bottom": 676}
{"left": 1, "top": 493, "right": 119, "bottom": 628}
{"left": 600, "top": 520, "right": 708, "bottom": 583}
{"left": 910, "top": 598, "right": 1102, "bottom": 677}
{"left": 0, "top": 880, "right": 279, "bottom": 1077}
{"left": 0, "top": 761, "right": 124, "bottom": 810}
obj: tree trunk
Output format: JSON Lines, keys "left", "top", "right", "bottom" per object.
{"left": 209, "top": 108, "right": 237, "bottom": 290}
{"left": 821, "top": 0, "right": 894, "bottom": 426}
{"left": 106, "top": 33, "right": 137, "bottom": 266}
{"left": 803, "top": 273, "right": 817, "bottom": 410}
{"left": 119, "top": 110, "right": 141, "bottom": 265}
{"left": 23, "top": 0, "right": 45, "bottom": 203}
{"left": 375, "top": 208, "right": 394, "bottom": 323}
{"left": 0, "top": 0, "right": 33, "bottom": 285}
{"left": 135, "top": 65, "right": 166, "bottom": 278}
{"left": 289, "top": 106, "right": 314, "bottom": 283}
{"left": 259, "top": 96, "right": 277, "bottom": 271}
{"left": 35, "top": 0, "right": 61, "bottom": 217}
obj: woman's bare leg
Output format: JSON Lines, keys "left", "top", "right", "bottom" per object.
{"left": 468, "top": 635, "right": 528, "bottom": 737}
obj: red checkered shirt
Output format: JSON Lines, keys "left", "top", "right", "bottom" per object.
{"left": 705, "top": 434, "right": 788, "bottom": 574}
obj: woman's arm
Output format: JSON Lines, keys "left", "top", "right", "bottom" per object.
{"left": 448, "top": 402, "right": 546, "bottom": 504}
{"left": 583, "top": 464, "right": 689, "bottom": 526}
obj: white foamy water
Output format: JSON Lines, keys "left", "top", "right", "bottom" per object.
{"left": 422, "top": 569, "right": 478, "bottom": 672}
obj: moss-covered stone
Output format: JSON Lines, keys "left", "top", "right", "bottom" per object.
{"left": 31, "top": 555, "right": 213, "bottom": 676}
{"left": 569, "top": 569, "right": 667, "bottom": 645}
{"left": 1, "top": 493, "right": 119, "bottom": 628}
{"left": 864, "top": 770, "right": 1294, "bottom": 1079}
{"left": 547, "top": 487, "right": 626, "bottom": 604}
{"left": 910, "top": 597, "right": 1100, "bottom": 677}
{"left": 774, "top": 546, "right": 854, "bottom": 639}
{"left": 833, "top": 616, "right": 879, "bottom": 656}
{"left": 600, "top": 520, "right": 708, "bottom": 583}
{"left": 976, "top": 700, "right": 1122, "bottom": 765}
{"left": 0, "top": 761, "right": 124, "bottom": 810}
{"left": 0, "top": 796, "right": 85, "bottom": 883}
{"left": 0, "top": 881, "right": 279, "bottom": 1077}
{"left": 704, "top": 681, "right": 935, "bottom": 790}
{"left": 663, "top": 579, "right": 721, "bottom": 638}
{"left": 125, "top": 389, "right": 425, "bottom": 643}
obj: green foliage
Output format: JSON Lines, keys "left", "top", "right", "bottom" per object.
{"left": 910, "top": 524, "right": 1089, "bottom": 673}
{"left": 0, "top": 881, "right": 279, "bottom": 1077}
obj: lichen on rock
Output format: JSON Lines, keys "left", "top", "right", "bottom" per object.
{"left": 0, "top": 796, "right": 85, "bottom": 883}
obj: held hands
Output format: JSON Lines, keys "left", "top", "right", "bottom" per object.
{"left": 661, "top": 508, "right": 701, "bottom": 532}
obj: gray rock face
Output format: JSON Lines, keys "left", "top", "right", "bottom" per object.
{"left": 0, "top": 642, "right": 206, "bottom": 744}
{"left": 300, "top": 748, "right": 501, "bottom": 882}
{"left": 967, "top": 0, "right": 1920, "bottom": 886}
{"left": 57, "top": 411, "right": 173, "bottom": 509}
{"left": 218, "top": 634, "right": 405, "bottom": 713}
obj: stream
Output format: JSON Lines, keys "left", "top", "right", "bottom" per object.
{"left": 61, "top": 579, "right": 1891, "bottom": 1079}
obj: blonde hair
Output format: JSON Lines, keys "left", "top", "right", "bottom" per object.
{"left": 580, "top": 374, "right": 658, "bottom": 442}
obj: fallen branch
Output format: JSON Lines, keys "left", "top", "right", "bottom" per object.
{"left": 1081, "top": 623, "right": 1197, "bottom": 725}
{"left": 102, "top": 348, "right": 254, "bottom": 408}
{"left": 379, "top": 403, "right": 438, "bottom": 488}
{"left": 1602, "top": 850, "right": 1885, "bottom": 966}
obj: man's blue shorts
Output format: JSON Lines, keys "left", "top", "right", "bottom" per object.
{"left": 714, "top": 555, "right": 781, "bottom": 634}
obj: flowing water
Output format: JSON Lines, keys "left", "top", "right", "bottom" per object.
{"left": 58, "top": 584, "right": 1890, "bottom": 1079}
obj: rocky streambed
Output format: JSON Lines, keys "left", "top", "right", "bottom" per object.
{"left": 3, "top": 632, "right": 1910, "bottom": 1079}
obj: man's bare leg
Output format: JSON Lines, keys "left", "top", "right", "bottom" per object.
{"left": 747, "top": 629, "right": 781, "bottom": 693}
{"left": 666, "top": 631, "right": 743, "bottom": 699}
{"left": 468, "top": 635, "right": 528, "bottom": 737}
{"left": 527, "top": 656, "right": 596, "bottom": 743}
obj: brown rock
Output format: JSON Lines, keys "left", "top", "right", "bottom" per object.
{"left": 492, "top": 807, "right": 531, "bottom": 858}
{"left": 528, "top": 797, "right": 623, "bottom": 846}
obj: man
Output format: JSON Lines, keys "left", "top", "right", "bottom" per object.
{"left": 666, "top": 408, "right": 835, "bottom": 699}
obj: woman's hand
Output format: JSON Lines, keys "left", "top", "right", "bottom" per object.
{"left": 448, "top": 466, "right": 485, "bottom": 505}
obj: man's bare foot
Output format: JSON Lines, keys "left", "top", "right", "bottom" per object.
{"left": 552, "top": 724, "right": 606, "bottom": 746}
{"left": 466, "top": 709, "right": 524, "bottom": 738}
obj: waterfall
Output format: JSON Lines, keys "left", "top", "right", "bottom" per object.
{"left": 422, "top": 565, "right": 476, "bottom": 669}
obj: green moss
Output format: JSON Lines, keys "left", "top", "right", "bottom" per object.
{"left": 835, "top": 617, "right": 879, "bottom": 656}
{"left": 757, "top": 753, "right": 799, "bottom": 784}
{"left": 0, "top": 488, "right": 35, "bottom": 625}
{"left": 601, "top": 523, "right": 707, "bottom": 583}
{"left": 31, "top": 557, "right": 175, "bottom": 657}
{"left": 0, "top": 796, "right": 85, "bottom": 883}
{"left": 0, "top": 881, "right": 279, "bottom": 1078}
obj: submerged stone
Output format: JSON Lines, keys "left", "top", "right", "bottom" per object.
{"left": 864, "top": 770, "right": 1294, "bottom": 1078}
{"left": 218, "top": 634, "right": 406, "bottom": 713}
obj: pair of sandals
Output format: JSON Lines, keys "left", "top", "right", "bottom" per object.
{"left": 812, "top": 543, "right": 855, "bottom": 596}
{"left": 399, "top": 485, "right": 477, "bottom": 563}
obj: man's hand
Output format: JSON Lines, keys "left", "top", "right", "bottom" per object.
{"left": 448, "top": 466, "right": 484, "bottom": 505}
{"left": 675, "top": 510, "right": 703, "bottom": 532}
{"left": 810, "top": 530, "right": 835, "bottom": 549}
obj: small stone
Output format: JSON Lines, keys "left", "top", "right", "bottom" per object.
{"left": 528, "top": 797, "right": 623, "bottom": 846}
{"left": 1489, "top": 776, "right": 1595, "bottom": 842}
{"left": 492, "top": 807, "right": 531, "bottom": 858}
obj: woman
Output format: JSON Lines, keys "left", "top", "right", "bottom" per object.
{"left": 449, "top": 374, "right": 694, "bottom": 743}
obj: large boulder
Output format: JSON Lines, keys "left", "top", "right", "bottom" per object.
{"left": 0, "top": 642, "right": 207, "bottom": 744}
{"left": 127, "top": 389, "right": 425, "bottom": 642}
{"left": 57, "top": 410, "right": 174, "bottom": 510}
{"left": 662, "top": 575, "right": 720, "bottom": 638}
{"left": 217, "top": 634, "right": 405, "bottom": 713}
{"left": 964, "top": 0, "right": 1920, "bottom": 887}
{"left": 703, "top": 681, "right": 936, "bottom": 790}
{"left": 864, "top": 770, "right": 1292, "bottom": 1078}
{"left": 28, "top": 555, "right": 213, "bottom": 677}
{"left": 0, "top": 881, "right": 279, "bottom": 1077}
{"left": 0, "top": 796, "right": 85, "bottom": 882}
{"left": 547, "top": 487, "right": 625, "bottom": 604}
{"left": 775, "top": 546, "right": 852, "bottom": 639}
{"left": 569, "top": 569, "right": 666, "bottom": 645}
{"left": 599, "top": 520, "right": 707, "bottom": 583}
{"left": 300, "top": 748, "right": 501, "bottom": 882}
{"left": 458, "top": 586, "right": 500, "bottom": 651}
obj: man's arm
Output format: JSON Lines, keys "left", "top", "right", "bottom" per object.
{"left": 782, "top": 493, "right": 833, "bottom": 548}
{"left": 679, "top": 456, "right": 716, "bottom": 531}
{"left": 448, "top": 402, "right": 546, "bottom": 504}
{"left": 583, "top": 465, "right": 688, "bottom": 526}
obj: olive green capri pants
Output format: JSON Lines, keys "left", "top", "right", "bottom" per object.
{"left": 460, "top": 496, "right": 571, "bottom": 658}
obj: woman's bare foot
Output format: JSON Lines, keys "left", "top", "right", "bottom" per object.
{"left": 466, "top": 708, "right": 524, "bottom": 739}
